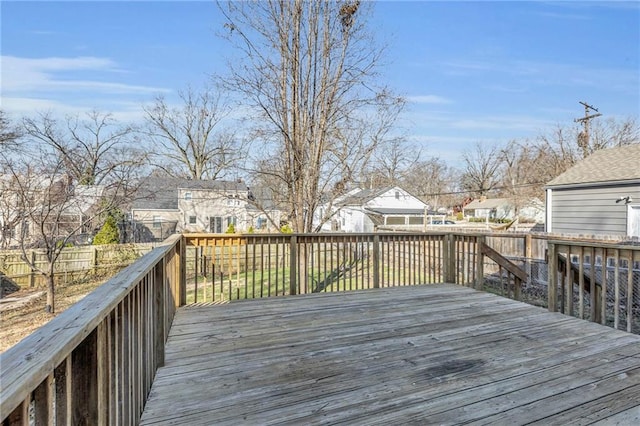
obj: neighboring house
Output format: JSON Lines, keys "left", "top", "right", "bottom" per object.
{"left": 131, "top": 177, "right": 281, "bottom": 241}
{"left": 315, "top": 186, "right": 429, "bottom": 232}
{"left": 463, "top": 197, "right": 544, "bottom": 223}
{"left": 0, "top": 173, "right": 103, "bottom": 248}
{"left": 545, "top": 144, "right": 640, "bottom": 238}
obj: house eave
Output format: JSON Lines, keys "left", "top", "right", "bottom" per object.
{"left": 545, "top": 178, "right": 640, "bottom": 191}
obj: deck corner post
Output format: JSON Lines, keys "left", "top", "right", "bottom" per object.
{"left": 179, "top": 235, "right": 187, "bottom": 307}
{"left": 372, "top": 234, "right": 380, "bottom": 288}
{"left": 548, "top": 242, "right": 557, "bottom": 312}
{"left": 289, "top": 235, "right": 298, "bottom": 295}
{"left": 475, "top": 236, "right": 485, "bottom": 290}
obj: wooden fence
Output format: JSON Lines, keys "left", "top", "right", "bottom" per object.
{"left": 0, "top": 244, "right": 155, "bottom": 290}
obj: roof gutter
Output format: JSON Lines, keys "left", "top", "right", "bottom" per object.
{"left": 545, "top": 178, "right": 640, "bottom": 190}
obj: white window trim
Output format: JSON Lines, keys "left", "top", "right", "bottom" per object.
{"left": 627, "top": 203, "right": 640, "bottom": 237}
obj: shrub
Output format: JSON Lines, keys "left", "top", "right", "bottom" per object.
{"left": 93, "top": 215, "right": 120, "bottom": 245}
{"left": 280, "top": 224, "right": 293, "bottom": 234}
{"left": 225, "top": 223, "right": 236, "bottom": 234}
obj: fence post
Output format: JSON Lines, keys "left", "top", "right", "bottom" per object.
{"left": 29, "top": 250, "right": 36, "bottom": 287}
{"left": 372, "top": 234, "right": 380, "bottom": 289}
{"left": 92, "top": 247, "right": 98, "bottom": 276}
{"left": 289, "top": 235, "right": 297, "bottom": 296}
{"left": 548, "top": 242, "right": 557, "bottom": 312}
{"left": 475, "top": 236, "right": 485, "bottom": 290}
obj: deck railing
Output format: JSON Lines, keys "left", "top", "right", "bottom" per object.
{"left": 0, "top": 234, "right": 185, "bottom": 425}
{"left": 182, "top": 232, "right": 484, "bottom": 303}
{"left": 2, "top": 231, "right": 638, "bottom": 425}
{"left": 548, "top": 240, "right": 640, "bottom": 333}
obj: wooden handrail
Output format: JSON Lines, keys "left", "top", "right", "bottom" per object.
{"left": 480, "top": 242, "right": 528, "bottom": 282}
{"left": 1, "top": 234, "right": 183, "bottom": 425}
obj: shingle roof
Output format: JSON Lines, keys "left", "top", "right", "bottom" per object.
{"left": 131, "top": 177, "right": 247, "bottom": 210}
{"left": 546, "top": 144, "right": 640, "bottom": 187}
{"left": 464, "top": 198, "right": 510, "bottom": 210}
{"left": 339, "top": 187, "right": 393, "bottom": 206}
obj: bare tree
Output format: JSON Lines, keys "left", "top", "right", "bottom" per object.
{"left": 22, "top": 111, "right": 142, "bottom": 185}
{"left": 0, "top": 143, "right": 136, "bottom": 313}
{"left": 460, "top": 142, "right": 503, "bottom": 197}
{"left": 0, "top": 110, "right": 21, "bottom": 147}
{"left": 218, "top": 0, "right": 404, "bottom": 232}
{"left": 144, "top": 87, "right": 242, "bottom": 180}
{"left": 363, "top": 138, "right": 419, "bottom": 188}
{"left": 495, "top": 140, "right": 546, "bottom": 218}
{"left": 532, "top": 116, "right": 640, "bottom": 185}
{"left": 402, "top": 157, "right": 456, "bottom": 210}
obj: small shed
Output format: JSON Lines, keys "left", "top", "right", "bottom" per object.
{"left": 545, "top": 144, "right": 640, "bottom": 238}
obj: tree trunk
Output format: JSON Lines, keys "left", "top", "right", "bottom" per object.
{"left": 46, "top": 274, "right": 55, "bottom": 313}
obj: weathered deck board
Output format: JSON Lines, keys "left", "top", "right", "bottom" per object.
{"left": 140, "top": 284, "right": 640, "bottom": 425}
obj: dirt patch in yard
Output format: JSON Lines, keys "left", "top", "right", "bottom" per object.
{"left": 0, "top": 278, "right": 106, "bottom": 353}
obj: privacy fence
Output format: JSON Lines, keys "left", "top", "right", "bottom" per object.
{"left": 0, "top": 244, "right": 156, "bottom": 291}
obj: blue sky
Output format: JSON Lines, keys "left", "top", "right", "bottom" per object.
{"left": 2, "top": 1, "right": 639, "bottom": 164}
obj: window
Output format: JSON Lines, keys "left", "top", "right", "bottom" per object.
{"left": 395, "top": 191, "right": 400, "bottom": 199}
{"left": 189, "top": 216, "right": 197, "bottom": 225}
{"left": 153, "top": 216, "right": 161, "bottom": 229}
{"left": 210, "top": 217, "right": 223, "bottom": 233}
{"left": 227, "top": 216, "right": 237, "bottom": 226}
{"left": 184, "top": 192, "right": 192, "bottom": 200}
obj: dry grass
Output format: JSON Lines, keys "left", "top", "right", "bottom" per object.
{"left": 0, "top": 277, "right": 107, "bottom": 353}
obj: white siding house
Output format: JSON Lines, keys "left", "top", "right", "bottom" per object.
{"left": 131, "top": 177, "right": 255, "bottom": 240}
{"left": 315, "top": 187, "right": 429, "bottom": 232}
{"left": 463, "top": 197, "right": 544, "bottom": 223}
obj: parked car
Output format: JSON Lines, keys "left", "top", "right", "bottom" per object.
{"left": 431, "top": 220, "right": 455, "bottom": 225}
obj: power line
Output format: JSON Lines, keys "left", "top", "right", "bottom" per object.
{"left": 417, "top": 181, "right": 548, "bottom": 198}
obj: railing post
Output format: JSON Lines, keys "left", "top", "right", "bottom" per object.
{"left": 445, "top": 233, "right": 456, "bottom": 283}
{"left": 71, "top": 329, "right": 99, "bottom": 424}
{"left": 372, "top": 234, "right": 380, "bottom": 289}
{"left": 548, "top": 242, "right": 557, "bottom": 312}
{"left": 475, "top": 236, "right": 485, "bottom": 290}
{"left": 289, "top": 235, "right": 297, "bottom": 296}
{"left": 179, "top": 236, "right": 187, "bottom": 307}
{"left": 525, "top": 234, "right": 532, "bottom": 286}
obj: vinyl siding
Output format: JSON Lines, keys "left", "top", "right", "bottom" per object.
{"left": 550, "top": 184, "right": 640, "bottom": 236}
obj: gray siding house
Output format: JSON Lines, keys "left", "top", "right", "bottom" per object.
{"left": 545, "top": 144, "right": 640, "bottom": 238}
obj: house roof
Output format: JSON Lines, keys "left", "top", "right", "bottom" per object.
{"left": 464, "top": 198, "right": 510, "bottom": 210}
{"left": 339, "top": 187, "right": 393, "bottom": 206}
{"left": 365, "top": 207, "right": 427, "bottom": 216}
{"left": 546, "top": 144, "right": 640, "bottom": 188}
{"left": 131, "top": 177, "right": 247, "bottom": 210}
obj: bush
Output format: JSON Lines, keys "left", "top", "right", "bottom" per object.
{"left": 93, "top": 215, "right": 120, "bottom": 245}
{"left": 280, "top": 224, "right": 293, "bottom": 234}
{"left": 225, "top": 223, "right": 236, "bottom": 234}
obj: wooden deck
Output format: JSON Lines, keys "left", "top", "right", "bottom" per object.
{"left": 140, "top": 284, "right": 640, "bottom": 425}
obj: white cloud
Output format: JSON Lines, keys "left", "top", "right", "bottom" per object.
{"left": 407, "top": 95, "right": 453, "bottom": 105}
{"left": 1, "top": 56, "right": 167, "bottom": 94}
{"left": 0, "top": 55, "right": 170, "bottom": 119}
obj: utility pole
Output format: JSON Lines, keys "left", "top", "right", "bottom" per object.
{"left": 574, "top": 101, "right": 602, "bottom": 159}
